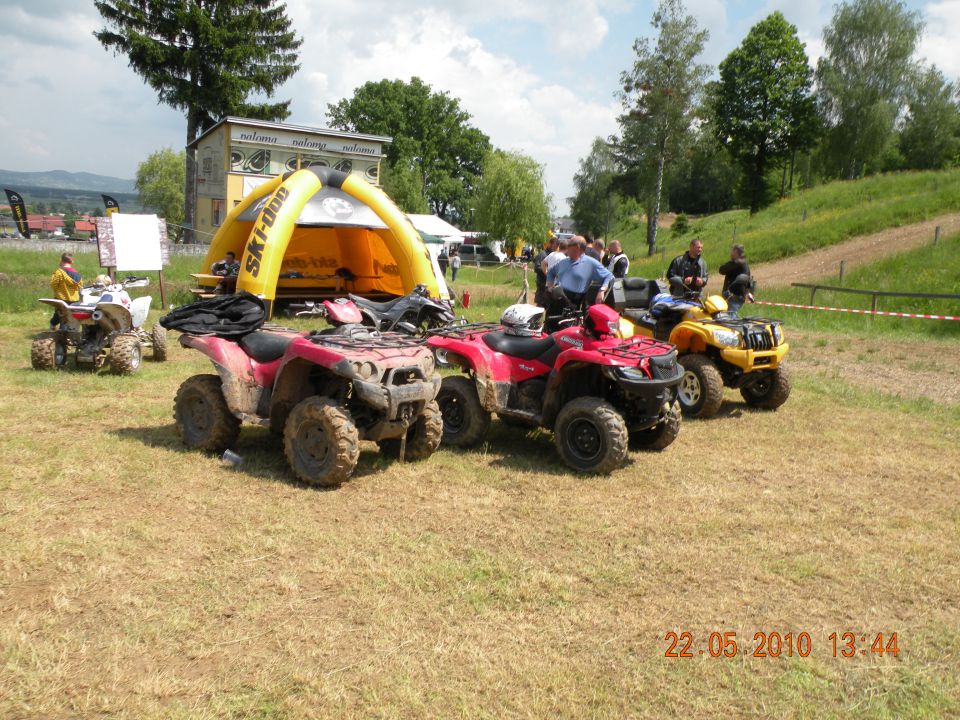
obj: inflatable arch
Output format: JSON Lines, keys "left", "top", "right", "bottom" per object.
{"left": 200, "top": 167, "right": 442, "bottom": 317}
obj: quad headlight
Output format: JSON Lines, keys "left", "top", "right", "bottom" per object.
{"left": 771, "top": 324, "right": 783, "bottom": 344}
{"left": 713, "top": 329, "right": 741, "bottom": 347}
{"left": 617, "top": 366, "right": 650, "bottom": 381}
{"left": 351, "top": 361, "right": 380, "bottom": 380}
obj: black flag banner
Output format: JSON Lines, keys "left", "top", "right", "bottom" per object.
{"left": 102, "top": 194, "right": 120, "bottom": 216}
{"left": 4, "top": 188, "right": 30, "bottom": 237}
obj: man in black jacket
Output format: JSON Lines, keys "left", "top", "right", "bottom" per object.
{"left": 718, "top": 243, "right": 754, "bottom": 314}
{"left": 533, "top": 235, "right": 558, "bottom": 306}
{"left": 667, "top": 238, "right": 708, "bottom": 296}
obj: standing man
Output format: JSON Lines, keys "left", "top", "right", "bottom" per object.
{"left": 438, "top": 246, "right": 449, "bottom": 277}
{"left": 667, "top": 238, "right": 708, "bottom": 296}
{"left": 542, "top": 237, "right": 569, "bottom": 277}
{"left": 605, "top": 240, "right": 630, "bottom": 278}
{"left": 546, "top": 236, "right": 614, "bottom": 308}
{"left": 584, "top": 233, "right": 601, "bottom": 261}
{"left": 533, "top": 234, "right": 558, "bottom": 307}
{"left": 449, "top": 248, "right": 461, "bottom": 283}
{"left": 719, "top": 243, "right": 755, "bottom": 314}
{"left": 49, "top": 252, "right": 82, "bottom": 329}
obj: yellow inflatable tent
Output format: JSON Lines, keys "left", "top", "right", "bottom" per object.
{"left": 198, "top": 167, "right": 444, "bottom": 317}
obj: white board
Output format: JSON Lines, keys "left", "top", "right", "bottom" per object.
{"left": 111, "top": 213, "right": 163, "bottom": 271}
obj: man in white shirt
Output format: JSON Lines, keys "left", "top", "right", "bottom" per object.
{"left": 542, "top": 237, "right": 569, "bottom": 276}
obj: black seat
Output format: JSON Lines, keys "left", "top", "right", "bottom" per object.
{"left": 239, "top": 331, "right": 296, "bottom": 363}
{"left": 482, "top": 331, "right": 557, "bottom": 360}
{"left": 348, "top": 294, "right": 406, "bottom": 313}
{"left": 624, "top": 310, "right": 676, "bottom": 342}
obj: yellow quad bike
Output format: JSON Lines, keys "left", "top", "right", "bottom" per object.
{"left": 613, "top": 283, "right": 790, "bottom": 418}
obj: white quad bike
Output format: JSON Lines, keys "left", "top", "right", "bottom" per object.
{"left": 32, "top": 277, "right": 167, "bottom": 375}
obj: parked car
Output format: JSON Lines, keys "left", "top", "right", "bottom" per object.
{"left": 456, "top": 243, "right": 503, "bottom": 264}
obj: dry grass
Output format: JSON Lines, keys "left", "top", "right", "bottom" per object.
{"left": 1, "top": 310, "right": 958, "bottom": 719}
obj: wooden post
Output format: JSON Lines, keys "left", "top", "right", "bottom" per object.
{"left": 158, "top": 270, "right": 168, "bottom": 309}
{"left": 934, "top": 226, "right": 941, "bottom": 246}
{"left": 732, "top": 224, "right": 737, "bottom": 241}
{"left": 839, "top": 260, "right": 845, "bottom": 285}
{"left": 802, "top": 208, "right": 807, "bottom": 222}
{"left": 810, "top": 286, "right": 817, "bottom": 305}
{"left": 870, "top": 293, "right": 878, "bottom": 321}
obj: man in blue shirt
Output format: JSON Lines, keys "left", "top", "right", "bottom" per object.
{"left": 546, "top": 236, "right": 614, "bottom": 307}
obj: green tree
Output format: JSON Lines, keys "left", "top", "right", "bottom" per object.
{"left": 899, "top": 66, "right": 960, "bottom": 170}
{"left": 94, "top": 1, "right": 302, "bottom": 241}
{"left": 474, "top": 150, "right": 550, "bottom": 256}
{"left": 668, "top": 124, "right": 739, "bottom": 214}
{"left": 815, "top": 0, "right": 923, "bottom": 178}
{"left": 569, "top": 137, "right": 618, "bottom": 238}
{"left": 616, "top": 0, "right": 710, "bottom": 255}
{"left": 380, "top": 158, "right": 429, "bottom": 214}
{"left": 136, "top": 148, "right": 186, "bottom": 241}
{"left": 328, "top": 77, "right": 491, "bottom": 223}
{"left": 713, "top": 12, "right": 820, "bottom": 214}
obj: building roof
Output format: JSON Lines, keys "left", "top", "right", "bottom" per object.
{"left": 188, "top": 116, "right": 392, "bottom": 149}
{"left": 74, "top": 220, "right": 96, "bottom": 232}
{"left": 27, "top": 214, "right": 65, "bottom": 230}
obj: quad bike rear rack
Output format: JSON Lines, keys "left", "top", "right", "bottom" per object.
{"left": 596, "top": 336, "right": 676, "bottom": 361}
{"left": 426, "top": 322, "right": 502, "bottom": 339}
{"left": 308, "top": 329, "right": 428, "bottom": 349}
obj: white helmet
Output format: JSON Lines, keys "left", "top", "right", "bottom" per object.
{"left": 500, "top": 303, "right": 545, "bottom": 337}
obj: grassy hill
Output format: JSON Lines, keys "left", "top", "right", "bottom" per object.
{"left": 614, "top": 168, "right": 960, "bottom": 278}
{"left": 755, "top": 230, "right": 960, "bottom": 338}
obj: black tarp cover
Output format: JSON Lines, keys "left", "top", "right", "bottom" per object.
{"left": 160, "top": 292, "right": 266, "bottom": 338}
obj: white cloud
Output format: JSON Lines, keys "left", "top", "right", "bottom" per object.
{"left": 919, "top": 0, "right": 960, "bottom": 80}
{"left": 284, "top": 5, "right": 618, "bottom": 213}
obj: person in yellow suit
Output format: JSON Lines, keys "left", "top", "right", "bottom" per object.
{"left": 49, "top": 252, "right": 82, "bottom": 329}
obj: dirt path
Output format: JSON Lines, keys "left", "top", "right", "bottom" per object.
{"left": 753, "top": 212, "right": 960, "bottom": 287}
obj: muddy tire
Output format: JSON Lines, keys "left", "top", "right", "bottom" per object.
{"left": 284, "top": 397, "right": 359, "bottom": 487}
{"left": 151, "top": 324, "right": 167, "bottom": 361}
{"left": 379, "top": 400, "right": 443, "bottom": 461}
{"left": 741, "top": 365, "right": 791, "bottom": 410}
{"left": 174, "top": 374, "right": 240, "bottom": 452}
{"left": 630, "top": 404, "right": 681, "bottom": 451}
{"left": 110, "top": 333, "right": 142, "bottom": 375}
{"left": 553, "top": 396, "right": 628, "bottom": 475}
{"left": 31, "top": 337, "right": 67, "bottom": 370}
{"left": 436, "top": 375, "right": 491, "bottom": 447}
{"left": 676, "top": 354, "right": 724, "bottom": 418}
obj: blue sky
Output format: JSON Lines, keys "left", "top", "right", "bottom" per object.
{"left": 0, "top": 0, "right": 955, "bottom": 215}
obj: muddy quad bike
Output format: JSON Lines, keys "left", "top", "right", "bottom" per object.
{"left": 171, "top": 319, "right": 443, "bottom": 487}
{"left": 347, "top": 283, "right": 456, "bottom": 335}
{"left": 32, "top": 277, "right": 166, "bottom": 375}
{"left": 610, "top": 281, "right": 790, "bottom": 418}
{"left": 427, "top": 303, "right": 684, "bottom": 475}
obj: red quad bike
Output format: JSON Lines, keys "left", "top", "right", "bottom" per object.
{"left": 427, "top": 303, "right": 684, "bottom": 475}
{"left": 172, "top": 306, "right": 442, "bottom": 487}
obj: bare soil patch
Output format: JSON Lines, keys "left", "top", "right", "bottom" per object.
{"left": 788, "top": 329, "right": 960, "bottom": 407}
{"left": 753, "top": 212, "right": 960, "bottom": 287}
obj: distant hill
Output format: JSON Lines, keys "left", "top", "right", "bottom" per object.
{"left": 0, "top": 168, "right": 135, "bottom": 194}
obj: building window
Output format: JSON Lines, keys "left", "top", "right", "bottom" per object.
{"left": 212, "top": 199, "right": 225, "bottom": 227}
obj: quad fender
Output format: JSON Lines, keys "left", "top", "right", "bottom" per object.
{"left": 93, "top": 301, "right": 133, "bottom": 333}
{"left": 129, "top": 296, "right": 152, "bottom": 328}
{"left": 179, "top": 334, "right": 278, "bottom": 416}
{"left": 426, "top": 334, "right": 512, "bottom": 413}
{"left": 668, "top": 322, "right": 713, "bottom": 353}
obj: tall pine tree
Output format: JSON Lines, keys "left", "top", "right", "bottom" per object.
{"left": 95, "top": 1, "right": 302, "bottom": 241}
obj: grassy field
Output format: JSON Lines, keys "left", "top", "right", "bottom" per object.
{"left": 613, "top": 169, "right": 960, "bottom": 278}
{"left": 1, "top": 306, "right": 958, "bottom": 718}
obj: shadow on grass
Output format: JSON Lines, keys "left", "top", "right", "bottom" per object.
{"left": 108, "top": 423, "right": 389, "bottom": 491}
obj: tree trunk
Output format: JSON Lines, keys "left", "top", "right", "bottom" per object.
{"left": 779, "top": 161, "right": 787, "bottom": 199}
{"left": 750, "top": 148, "right": 766, "bottom": 215}
{"left": 183, "top": 110, "right": 199, "bottom": 244}
{"left": 788, "top": 149, "right": 796, "bottom": 191}
{"left": 646, "top": 141, "right": 666, "bottom": 256}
